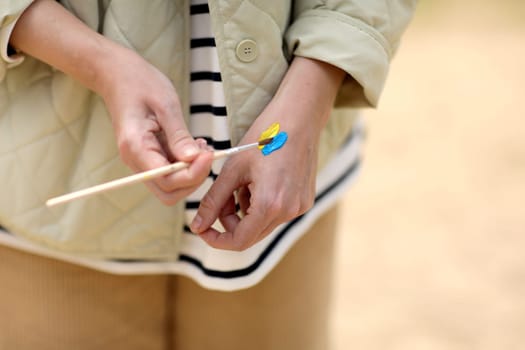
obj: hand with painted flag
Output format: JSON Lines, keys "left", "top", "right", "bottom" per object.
{"left": 190, "top": 57, "right": 345, "bottom": 251}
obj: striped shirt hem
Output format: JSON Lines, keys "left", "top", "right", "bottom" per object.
{"left": 0, "top": 122, "right": 364, "bottom": 291}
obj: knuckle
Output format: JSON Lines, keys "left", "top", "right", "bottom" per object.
{"left": 189, "top": 167, "right": 210, "bottom": 185}
{"left": 117, "top": 136, "right": 135, "bottom": 165}
{"left": 147, "top": 187, "right": 178, "bottom": 206}
{"left": 182, "top": 177, "right": 199, "bottom": 190}
{"left": 298, "top": 197, "right": 314, "bottom": 216}
{"left": 199, "top": 193, "right": 217, "bottom": 213}
{"left": 265, "top": 199, "right": 283, "bottom": 218}
{"left": 155, "top": 95, "right": 179, "bottom": 116}
{"left": 158, "top": 192, "right": 182, "bottom": 206}
{"left": 232, "top": 238, "right": 251, "bottom": 252}
{"left": 159, "top": 197, "right": 176, "bottom": 206}
{"left": 267, "top": 195, "right": 313, "bottom": 222}
{"left": 146, "top": 183, "right": 187, "bottom": 206}
{"left": 170, "top": 128, "right": 192, "bottom": 144}
{"left": 264, "top": 195, "right": 298, "bottom": 221}
{"left": 155, "top": 178, "right": 176, "bottom": 193}
{"left": 117, "top": 133, "right": 131, "bottom": 154}
{"left": 283, "top": 203, "right": 301, "bottom": 221}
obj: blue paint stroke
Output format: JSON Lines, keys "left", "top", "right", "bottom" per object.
{"left": 262, "top": 132, "right": 288, "bottom": 156}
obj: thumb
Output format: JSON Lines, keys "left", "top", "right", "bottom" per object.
{"left": 155, "top": 103, "right": 200, "bottom": 162}
{"left": 167, "top": 128, "right": 201, "bottom": 162}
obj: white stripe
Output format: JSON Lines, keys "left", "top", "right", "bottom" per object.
{"left": 190, "top": 47, "right": 221, "bottom": 72}
{"left": 185, "top": 177, "right": 214, "bottom": 202}
{"left": 190, "top": 80, "right": 226, "bottom": 106}
{"left": 191, "top": 13, "right": 213, "bottom": 39}
{"left": 189, "top": 113, "right": 230, "bottom": 140}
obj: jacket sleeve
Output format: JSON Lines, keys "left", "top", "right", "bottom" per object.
{"left": 285, "top": 0, "right": 417, "bottom": 108}
{"left": 0, "top": 0, "right": 34, "bottom": 82}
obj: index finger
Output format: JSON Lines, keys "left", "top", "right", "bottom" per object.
{"left": 129, "top": 137, "right": 212, "bottom": 194}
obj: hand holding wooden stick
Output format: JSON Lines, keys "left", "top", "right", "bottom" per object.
{"left": 46, "top": 138, "right": 273, "bottom": 207}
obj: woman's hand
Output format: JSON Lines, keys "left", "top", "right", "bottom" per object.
{"left": 97, "top": 47, "right": 213, "bottom": 205}
{"left": 190, "top": 57, "right": 345, "bottom": 250}
{"left": 11, "top": 0, "right": 213, "bottom": 205}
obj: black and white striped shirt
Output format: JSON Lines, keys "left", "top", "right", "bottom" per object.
{"left": 184, "top": 0, "right": 230, "bottom": 233}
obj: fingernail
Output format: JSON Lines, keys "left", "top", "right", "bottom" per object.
{"left": 183, "top": 145, "right": 199, "bottom": 158}
{"left": 191, "top": 214, "right": 202, "bottom": 233}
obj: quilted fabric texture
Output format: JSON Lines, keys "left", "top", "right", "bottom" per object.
{"left": 0, "top": 0, "right": 415, "bottom": 259}
{"left": 209, "top": 0, "right": 290, "bottom": 144}
{"left": 0, "top": 1, "right": 188, "bottom": 258}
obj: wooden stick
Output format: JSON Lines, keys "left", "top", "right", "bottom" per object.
{"left": 46, "top": 139, "right": 272, "bottom": 207}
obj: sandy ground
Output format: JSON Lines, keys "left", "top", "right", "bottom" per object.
{"left": 331, "top": 1, "right": 525, "bottom": 349}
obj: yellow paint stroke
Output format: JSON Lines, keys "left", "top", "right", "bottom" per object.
{"left": 258, "top": 123, "right": 280, "bottom": 149}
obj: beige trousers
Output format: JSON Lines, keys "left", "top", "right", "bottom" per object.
{"left": 0, "top": 207, "right": 339, "bottom": 350}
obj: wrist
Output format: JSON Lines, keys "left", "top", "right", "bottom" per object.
{"left": 91, "top": 42, "right": 136, "bottom": 98}
{"left": 275, "top": 56, "right": 345, "bottom": 127}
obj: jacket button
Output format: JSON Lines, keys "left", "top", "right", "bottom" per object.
{"left": 236, "top": 39, "right": 258, "bottom": 62}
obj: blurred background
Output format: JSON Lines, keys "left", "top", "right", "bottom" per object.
{"left": 332, "top": 0, "right": 525, "bottom": 349}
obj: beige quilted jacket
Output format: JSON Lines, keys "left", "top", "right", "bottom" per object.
{"left": 0, "top": 0, "right": 416, "bottom": 259}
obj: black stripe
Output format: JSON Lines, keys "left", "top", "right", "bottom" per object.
{"left": 185, "top": 201, "right": 200, "bottom": 210}
{"left": 191, "top": 71, "right": 222, "bottom": 82}
{"left": 178, "top": 157, "right": 362, "bottom": 278}
{"left": 110, "top": 258, "right": 155, "bottom": 263}
{"left": 190, "top": 3, "right": 209, "bottom": 15}
{"left": 7, "top": 45, "right": 16, "bottom": 57}
{"left": 185, "top": 200, "right": 240, "bottom": 212}
{"left": 191, "top": 38, "right": 215, "bottom": 48}
{"left": 190, "top": 105, "right": 227, "bottom": 116}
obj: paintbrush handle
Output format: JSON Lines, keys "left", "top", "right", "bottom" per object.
{"left": 46, "top": 141, "right": 260, "bottom": 207}
{"left": 46, "top": 162, "right": 189, "bottom": 207}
